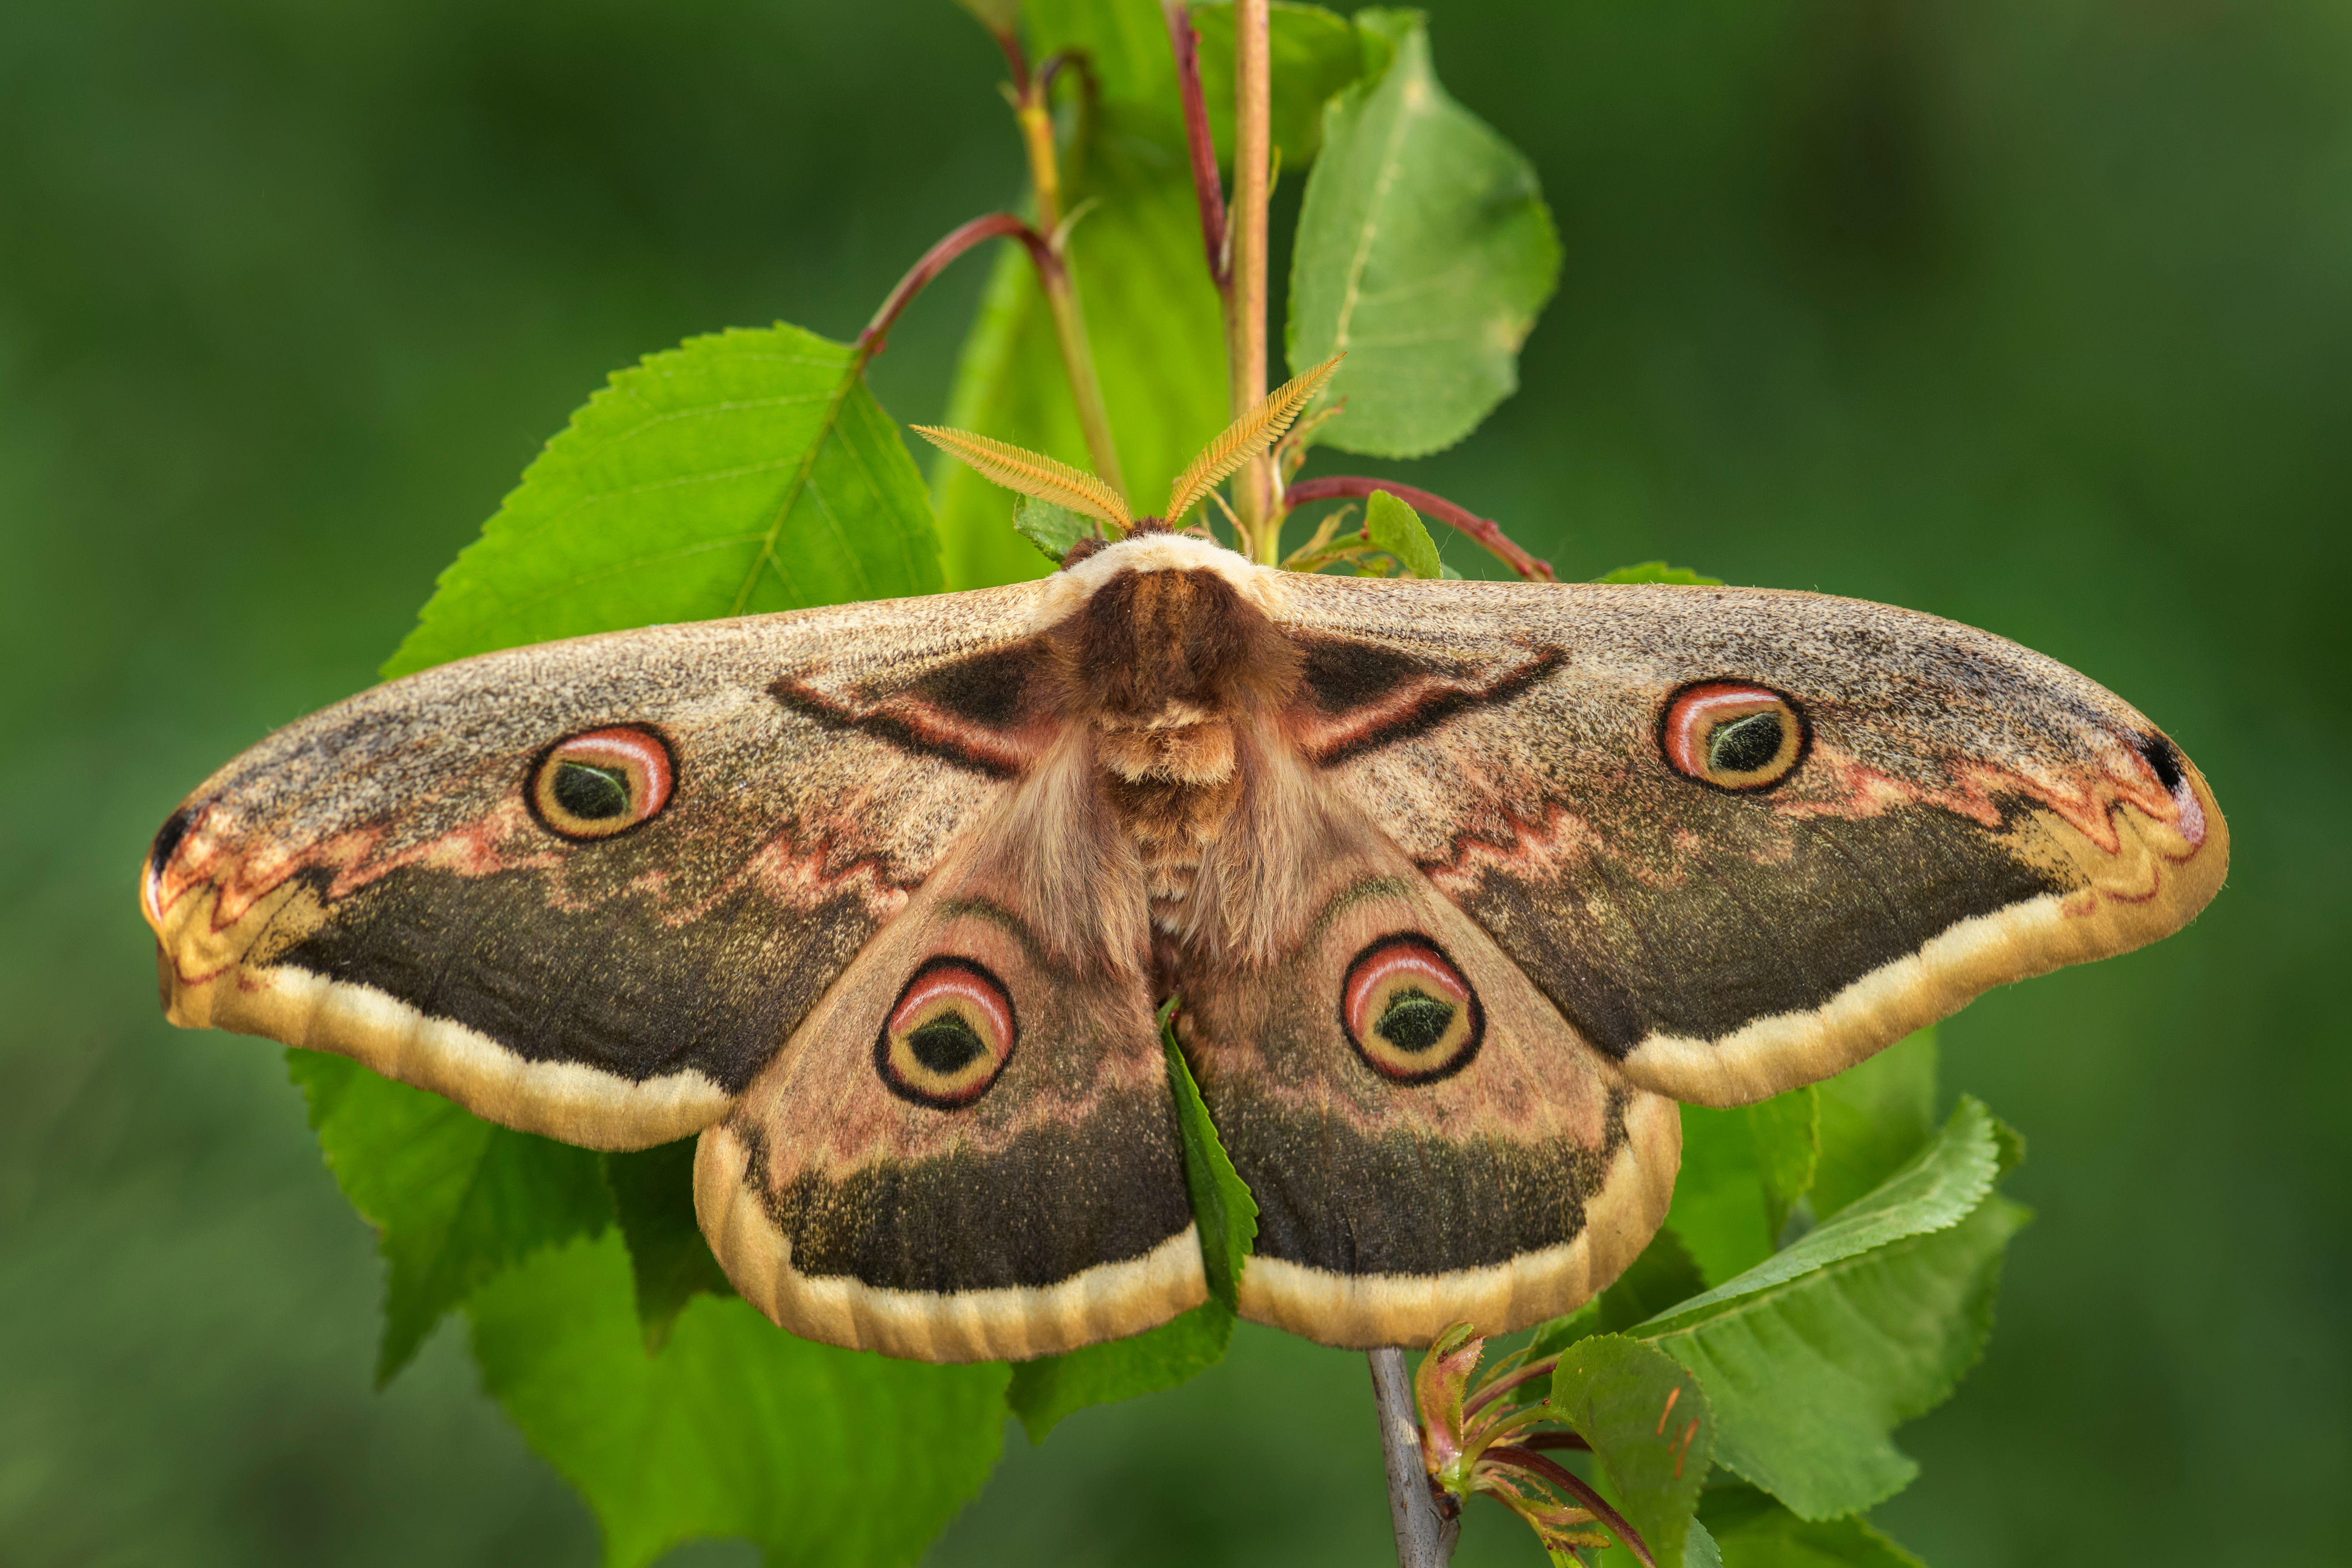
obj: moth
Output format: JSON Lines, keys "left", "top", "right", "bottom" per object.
{"left": 141, "top": 362, "right": 2227, "bottom": 1364}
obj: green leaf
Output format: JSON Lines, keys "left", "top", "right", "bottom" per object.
{"left": 1670, "top": 1089, "right": 1820, "bottom": 1287}
{"left": 1597, "top": 1227, "right": 1709, "bottom": 1335}
{"left": 468, "top": 1233, "right": 1008, "bottom": 1568}
{"left": 1813, "top": 1029, "right": 1940, "bottom": 1220}
{"left": 601, "top": 1139, "right": 733, "bottom": 1353}
{"left": 1544, "top": 1334, "right": 1713, "bottom": 1568}
{"left": 1699, "top": 1485, "right": 1928, "bottom": 1568}
{"left": 1013, "top": 496, "right": 1094, "bottom": 564}
{"left": 949, "top": 0, "right": 1021, "bottom": 38}
{"left": 287, "top": 1050, "right": 612, "bottom": 1386}
{"left": 1191, "top": 2, "right": 1367, "bottom": 166}
{"left": 1001, "top": 1002, "right": 1257, "bottom": 1442}
{"left": 1164, "top": 998, "right": 1258, "bottom": 1310}
{"left": 1286, "top": 8, "right": 1561, "bottom": 458}
{"left": 1598, "top": 562, "right": 1728, "bottom": 586}
{"left": 1687, "top": 1516, "right": 1727, "bottom": 1568}
{"left": 1006, "top": 1302, "right": 1234, "bottom": 1444}
{"left": 387, "top": 324, "right": 942, "bottom": 674}
{"left": 1644, "top": 1099, "right": 2002, "bottom": 1331}
{"left": 1365, "top": 489, "right": 1442, "bottom": 578}
{"left": 933, "top": 170, "right": 1227, "bottom": 589}
{"left": 1024, "top": 0, "right": 1174, "bottom": 110}
{"left": 1634, "top": 1103, "right": 2025, "bottom": 1520}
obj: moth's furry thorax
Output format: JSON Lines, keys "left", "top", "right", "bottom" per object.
{"left": 1044, "top": 556, "right": 1301, "bottom": 934}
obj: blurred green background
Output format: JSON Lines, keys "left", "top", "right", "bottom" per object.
{"left": 4, "top": 0, "right": 2345, "bottom": 1563}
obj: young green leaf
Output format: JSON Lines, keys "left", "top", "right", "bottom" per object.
{"left": 1163, "top": 999, "right": 1258, "bottom": 1311}
{"left": 1366, "top": 489, "right": 1443, "bottom": 578}
{"left": 1670, "top": 1089, "right": 1820, "bottom": 1287}
{"left": 1598, "top": 562, "right": 1728, "bottom": 586}
{"left": 1699, "top": 1484, "right": 1928, "bottom": 1568}
{"left": 1191, "top": 2, "right": 1367, "bottom": 165}
{"left": 1545, "top": 1335, "right": 1714, "bottom": 1568}
{"left": 287, "top": 1051, "right": 612, "bottom": 1385}
{"left": 1286, "top": 8, "right": 1561, "bottom": 458}
{"left": 1813, "top": 1029, "right": 1940, "bottom": 1220}
{"left": 934, "top": 170, "right": 1227, "bottom": 589}
{"left": 468, "top": 1233, "right": 1008, "bottom": 1568}
{"left": 387, "top": 324, "right": 942, "bottom": 675}
{"left": 602, "top": 1138, "right": 733, "bottom": 1353}
{"left": 1013, "top": 496, "right": 1096, "bottom": 564}
{"left": 1006, "top": 1302, "right": 1235, "bottom": 1445}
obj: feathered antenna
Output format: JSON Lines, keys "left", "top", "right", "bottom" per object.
{"left": 1164, "top": 353, "right": 1343, "bottom": 525}
{"left": 909, "top": 426, "right": 1134, "bottom": 533}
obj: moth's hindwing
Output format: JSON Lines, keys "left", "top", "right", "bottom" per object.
{"left": 697, "top": 754, "right": 1206, "bottom": 1362}
{"left": 1276, "top": 574, "right": 2229, "bottom": 1107}
{"left": 1180, "top": 813, "right": 1680, "bottom": 1347}
{"left": 140, "top": 587, "right": 1059, "bottom": 1150}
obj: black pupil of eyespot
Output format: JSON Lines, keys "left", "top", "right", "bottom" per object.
{"left": 553, "top": 761, "right": 631, "bottom": 820}
{"left": 1376, "top": 990, "right": 1455, "bottom": 1053}
{"left": 908, "top": 1014, "right": 986, "bottom": 1075}
{"left": 1707, "top": 711, "right": 1784, "bottom": 775}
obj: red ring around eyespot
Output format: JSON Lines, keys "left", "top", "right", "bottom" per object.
{"left": 555, "top": 728, "right": 673, "bottom": 807}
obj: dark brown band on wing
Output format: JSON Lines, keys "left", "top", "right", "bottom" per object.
{"left": 1290, "top": 636, "right": 1565, "bottom": 766}
{"left": 1211, "top": 1084, "right": 1632, "bottom": 1277}
{"left": 1450, "top": 798, "right": 2065, "bottom": 1056}
{"left": 733, "top": 1086, "right": 1192, "bottom": 1293}
{"left": 770, "top": 640, "right": 1049, "bottom": 778}
{"left": 272, "top": 864, "right": 875, "bottom": 1095}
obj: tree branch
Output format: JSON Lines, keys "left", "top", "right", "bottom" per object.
{"left": 1368, "top": 1349, "right": 1459, "bottom": 1568}
{"left": 1283, "top": 476, "right": 1557, "bottom": 581}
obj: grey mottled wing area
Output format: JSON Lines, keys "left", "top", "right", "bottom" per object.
{"left": 1271, "top": 575, "right": 2227, "bottom": 1105}
{"left": 143, "top": 582, "right": 1063, "bottom": 1148}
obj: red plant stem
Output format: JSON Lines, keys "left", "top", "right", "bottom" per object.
{"left": 1162, "top": 0, "right": 1228, "bottom": 283}
{"left": 993, "top": 24, "right": 1030, "bottom": 96}
{"left": 1283, "top": 476, "right": 1558, "bottom": 582}
{"left": 1484, "top": 1447, "right": 1655, "bottom": 1568}
{"left": 858, "top": 213, "right": 1055, "bottom": 361}
{"left": 1461, "top": 1355, "right": 1561, "bottom": 1421}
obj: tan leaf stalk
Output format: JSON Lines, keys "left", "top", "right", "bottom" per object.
{"left": 1227, "top": 0, "right": 1276, "bottom": 559}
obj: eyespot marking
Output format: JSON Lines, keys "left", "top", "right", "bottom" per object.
{"left": 2136, "top": 730, "right": 2206, "bottom": 845}
{"left": 1660, "top": 682, "right": 1810, "bottom": 791}
{"left": 145, "top": 803, "right": 199, "bottom": 919}
{"left": 527, "top": 726, "right": 675, "bottom": 841}
{"left": 876, "top": 957, "right": 1018, "bottom": 1109}
{"left": 1340, "top": 936, "right": 1484, "bottom": 1084}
